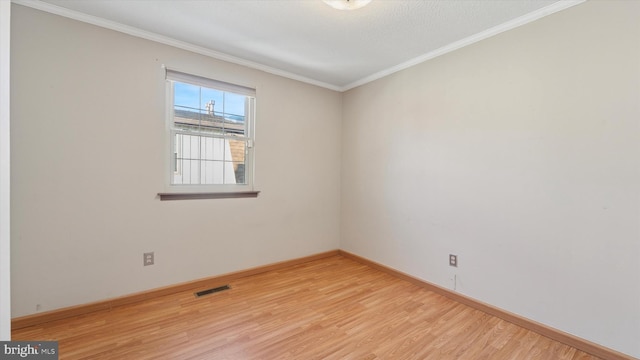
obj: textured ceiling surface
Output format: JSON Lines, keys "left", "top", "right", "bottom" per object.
{"left": 33, "top": 0, "right": 566, "bottom": 90}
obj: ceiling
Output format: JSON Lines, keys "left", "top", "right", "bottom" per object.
{"left": 19, "top": 0, "right": 582, "bottom": 91}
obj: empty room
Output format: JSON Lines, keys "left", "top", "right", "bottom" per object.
{"left": 1, "top": 0, "right": 639, "bottom": 359}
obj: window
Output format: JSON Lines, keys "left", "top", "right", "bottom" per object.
{"left": 163, "top": 69, "right": 256, "bottom": 197}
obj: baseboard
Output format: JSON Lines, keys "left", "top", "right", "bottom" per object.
{"left": 11, "top": 250, "right": 340, "bottom": 330}
{"left": 338, "top": 250, "right": 637, "bottom": 360}
{"left": 12, "top": 249, "right": 636, "bottom": 360}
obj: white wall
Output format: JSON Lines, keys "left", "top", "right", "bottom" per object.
{"left": 341, "top": 1, "right": 639, "bottom": 358}
{"left": 11, "top": 1, "right": 640, "bottom": 357}
{"left": 0, "top": 0, "right": 11, "bottom": 341}
{"left": 11, "top": 5, "right": 341, "bottom": 317}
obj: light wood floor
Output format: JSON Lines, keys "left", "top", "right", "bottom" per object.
{"left": 13, "top": 255, "right": 601, "bottom": 359}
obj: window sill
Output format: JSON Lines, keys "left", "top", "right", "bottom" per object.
{"left": 158, "top": 191, "right": 260, "bottom": 201}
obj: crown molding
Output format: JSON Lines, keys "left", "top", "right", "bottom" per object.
{"left": 12, "top": 0, "right": 585, "bottom": 93}
{"left": 340, "top": 0, "right": 586, "bottom": 91}
{"left": 11, "top": 0, "right": 343, "bottom": 92}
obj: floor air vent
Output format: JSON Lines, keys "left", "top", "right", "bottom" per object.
{"left": 195, "top": 285, "right": 231, "bottom": 298}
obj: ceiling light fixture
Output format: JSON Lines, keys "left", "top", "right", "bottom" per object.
{"left": 323, "top": 0, "right": 372, "bottom": 11}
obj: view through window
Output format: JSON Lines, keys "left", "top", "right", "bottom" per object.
{"left": 166, "top": 70, "right": 255, "bottom": 189}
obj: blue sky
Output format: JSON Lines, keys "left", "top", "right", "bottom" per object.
{"left": 174, "top": 82, "right": 246, "bottom": 119}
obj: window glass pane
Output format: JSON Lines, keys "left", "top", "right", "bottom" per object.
{"left": 174, "top": 82, "right": 200, "bottom": 111}
{"left": 200, "top": 88, "right": 225, "bottom": 136}
{"left": 223, "top": 92, "right": 246, "bottom": 120}
{"left": 201, "top": 159, "right": 215, "bottom": 184}
{"left": 200, "top": 88, "right": 224, "bottom": 116}
{"left": 233, "top": 163, "right": 246, "bottom": 184}
{"left": 201, "top": 137, "right": 213, "bottom": 161}
{"left": 227, "top": 140, "right": 245, "bottom": 163}
{"left": 169, "top": 77, "right": 253, "bottom": 187}
{"left": 225, "top": 94, "right": 246, "bottom": 136}
{"left": 173, "top": 81, "right": 247, "bottom": 137}
{"left": 174, "top": 134, "right": 245, "bottom": 185}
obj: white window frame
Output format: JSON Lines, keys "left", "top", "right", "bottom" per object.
{"left": 163, "top": 69, "right": 256, "bottom": 195}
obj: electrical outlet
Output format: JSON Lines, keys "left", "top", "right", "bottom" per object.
{"left": 449, "top": 254, "right": 458, "bottom": 267}
{"left": 144, "top": 252, "right": 154, "bottom": 266}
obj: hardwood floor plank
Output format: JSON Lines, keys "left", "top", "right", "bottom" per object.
{"left": 12, "top": 255, "right": 605, "bottom": 359}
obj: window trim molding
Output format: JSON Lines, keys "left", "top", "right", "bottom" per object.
{"left": 162, "top": 66, "right": 257, "bottom": 196}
